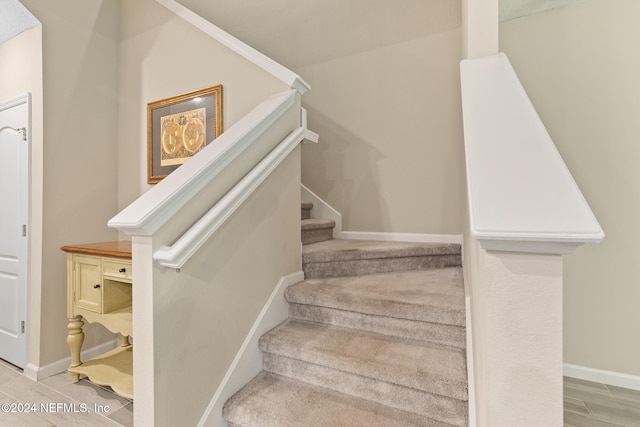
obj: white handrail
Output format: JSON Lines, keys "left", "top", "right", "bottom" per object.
{"left": 460, "top": 53, "right": 604, "bottom": 254}
{"left": 155, "top": 0, "right": 310, "bottom": 95}
{"left": 108, "top": 89, "right": 297, "bottom": 236}
{"left": 154, "top": 127, "right": 305, "bottom": 269}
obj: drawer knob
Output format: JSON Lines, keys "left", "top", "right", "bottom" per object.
{"left": 94, "top": 284, "right": 101, "bottom": 289}
{"left": 119, "top": 268, "right": 126, "bottom": 273}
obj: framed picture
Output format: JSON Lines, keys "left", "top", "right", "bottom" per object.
{"left": 147, "top": 85, "right": 223, "bottom": 184}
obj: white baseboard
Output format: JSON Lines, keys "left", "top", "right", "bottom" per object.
{"left": 197, "top": 270, "right": 305, "bottom": 427}
{"left": 462, "top": 266, "right": 477, "bottom": 427}
{"left": 564, "top": 363, "right": 640, "bottom": 391}
{"left": 300, "top": 184, "right": 461, "bottom": 245}
{"left": 23, "top": 338, "right": 119, "bottom": 381}
{"left": 340, "top": 231, "right": 462, "bottom": 245}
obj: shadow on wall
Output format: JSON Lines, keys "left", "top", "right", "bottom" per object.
{"left": 301, "top": 105, "right": 390, "bottom": 232}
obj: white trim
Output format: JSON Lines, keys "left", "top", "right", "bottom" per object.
{"left": 23, "top": 339, "right": 119, "bottom": 381}
{"left": 154, "top": 127, "right": 306, "bottom": 269}
{"left": 108, "top": 90, "right": 297, "bottom": 236}
{"left": 340, "top": 231, "right": 462, "bottom": 245}
{"left": 197, "top": 271, "right": 304, "bottom": 427}
{"left": 479, "top": 238, "right": 581, "bottom": 255}
{"left": 303, "top": 129, "right": 319, "bottom": 144}
{"left": 564, "top": 363, "right": 640, "bottom": 392}
{"left": 460, "top": 53, "right": 604, "bottom": 255}
{"left": 464, "top": 282, "right": 477, "bottom": 427}
{"left": 300, "top": 108, "right": 319, "bottom": 144}
{"left": 300, "top": 184, "right": 342, "bottom": 239}
{"left": 298, "top": 186, "right": 461, "bottom": 245}
{"left": 154, "top": 0, "right": 310, "bottom": 95}
{"left": 461, "top": 242, "right": 476, "bottom": 426}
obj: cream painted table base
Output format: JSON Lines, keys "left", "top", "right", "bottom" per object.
{"left": 62, "top": 241, "right": 133, "bottom": 400}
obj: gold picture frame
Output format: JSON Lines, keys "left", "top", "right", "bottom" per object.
{"left": 147, "top": 85, "right": 223, "bottom": 184}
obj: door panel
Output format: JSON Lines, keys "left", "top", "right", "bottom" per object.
{"left": 0, "top": 94, "right": 30, "bottom": 368}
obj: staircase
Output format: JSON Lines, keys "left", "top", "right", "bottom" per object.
{"left": 223, "top": 202, "right": 468, "bottom": 426}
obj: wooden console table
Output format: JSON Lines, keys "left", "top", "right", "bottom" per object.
{"left": 61, "top": 241, "right": 133, "bottom": 399}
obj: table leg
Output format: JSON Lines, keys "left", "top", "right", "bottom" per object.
{"left": 120, "top": 334, "right": 130, "bottom": 347}
{"left": 67, "top": 316, "right": 84, "bottom": 383}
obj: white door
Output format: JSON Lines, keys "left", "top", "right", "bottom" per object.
{"left": 0, "top": 94, "right": 30, "bottom": 368}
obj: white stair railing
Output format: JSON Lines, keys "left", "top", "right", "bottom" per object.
{"left": 153, "top": 125, "right": 305, "bottom": 269}
{"left": 108, "top": 88, "right": 309, "bottom": 427}
{"left": 108, "top": 89, "right": 298, "bottom": 237}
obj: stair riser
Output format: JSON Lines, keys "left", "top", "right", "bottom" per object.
{"left": 288, "top": 303, "right": 465, "bottom": 349}
{"left": 303, "top": 254, "right": 462, "bottom": 279}
{"left": 263, "top": 353, "right": 468, "bottom": 427}
{"left": 302, "top": 228, "right": 333, "bottom": 245}
{"left": 301, "top": 207, "right": 311, "bottom": 220}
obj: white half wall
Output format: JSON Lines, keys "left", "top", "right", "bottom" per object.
{"left": 464, "top": 235, "right": 564, "bottom": 427}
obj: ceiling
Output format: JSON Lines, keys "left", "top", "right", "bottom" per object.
{"left": 176, "top": 0, "right": 461, "bottom": 69}
{"left": 0, "top": 0, "right": 39, "bottom": 45}
{"left": 0, "top": 0, "right": 583, "bottom": 51}
{"left": 173, "top": 0, "right": 586, "bottom": 68}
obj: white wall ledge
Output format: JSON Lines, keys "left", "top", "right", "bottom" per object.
{"left": 460, "top": 53, "right": 604, "bottom": 254}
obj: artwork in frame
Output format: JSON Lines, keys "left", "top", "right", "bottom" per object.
{"left": 147, "top": 85, "right": 223, "bottom": 184}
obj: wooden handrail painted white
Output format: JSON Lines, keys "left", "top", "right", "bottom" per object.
{"left": 460, "top": 53, "right": 604, "bottom": 254}
{"left": 155, "top": 0, "right": 310, "bottom": 95}
{"left": 154, "top": 127, "right": 306, "bottom": 269}
{"left": 108, "top": 89, "right": 297, "bottom": 236}
{"left": 301, "top": 108, "right": 319, "bottom": 144}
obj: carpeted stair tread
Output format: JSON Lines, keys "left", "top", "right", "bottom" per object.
{"left": 223, "top": 372, "right": 457, "bottom": 427}
{"left": 288, "top": 303, "right": 465, "bottom": 348}
{"left": 225, "top": 207, "right": 469, "bottom": 425}
{"left": 303, "top": 239, "right": 461, "bottom": 263}
{"left": 301, "top": 218, "right": 335, "bottom": 230}
{"left": 301, "top": 201, "right": 313, "bottom": 220}
{"left": 302, "top": 239, "right": 461, "bottom": 278}
{"left": 260, "top": 319, "right": 468, "bottom": 401}
{"left": 301, "top": 219, "right": 335, "bottom": 245}
{"left": 262, "top": 352, "right": 467, "bottom": 425}
{"left": 286, "top": 268, "right": 465, "bottom": 327}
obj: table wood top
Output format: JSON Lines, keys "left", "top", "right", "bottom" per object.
{"left": 60, "top": 241, "right": 132, "bottom": 259}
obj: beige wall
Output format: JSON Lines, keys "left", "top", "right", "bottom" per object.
{"left": 3, "top": 0, "right": 293, "bottom": 375}
{"left": 145, "top": 145, "right": 301, "bottom": 427}
{"left": 7, "top": 0, "right": 466, "bottom": 379}
{"left": 117, "top": 0, "right": 289, "bottom": 210}
{"left": 500, "top": 0, "right": 640, "bottom": 377}
{"left": 297, "top": 26, "right": 465, "bottom": 234}
{"left": 18, "top": 0, "right": 121, "bottom": 366}
{"left": 176, "top": 0, "right": 466, "bottom": 235}
{"left": 0, "top": 25, "right": 44, "bottom": 369}
{"left": 295, "top": 3, "right": 465, "bottom": 234}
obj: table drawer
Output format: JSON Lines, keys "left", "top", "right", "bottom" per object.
{"left": 103, "top": 260, "right": 132, "bottom": 283}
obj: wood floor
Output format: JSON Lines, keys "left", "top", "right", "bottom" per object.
{"left": 2, "top": 358, "right": 640, "bottom": 426}
{"left": 565, "top": 376, "right": 640, "bottom": 427}
{"left": 0, "top": 358, "right": 132, "bottom": 426}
